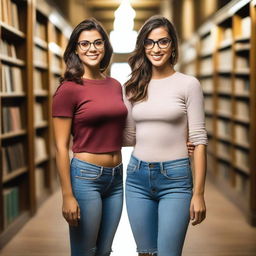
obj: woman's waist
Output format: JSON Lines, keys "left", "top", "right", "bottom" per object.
{"left": 130, "top": 153, "right": 190, "bottom": 170}
{"left": 73, "top": 151, "right": 122, "bottom": 167}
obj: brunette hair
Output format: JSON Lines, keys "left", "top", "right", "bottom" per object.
{"left": 125, "top": 15, "right": 179, "bottom": 102}
{"left": 60, "top": 18, "right": 113, "bottom": 84}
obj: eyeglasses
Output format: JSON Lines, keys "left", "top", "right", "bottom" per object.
{"left": 144, "top": 38, "right": 172, "bottom": 50}
{"left": 77, "top": 39, "right": 105, "bottom": 51}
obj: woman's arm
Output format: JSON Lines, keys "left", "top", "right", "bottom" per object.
{"left": 190, "top": 144, "right": 207, "bottom": 225}
{"left": 185, "top": 77, "right": 208, "bottom": 225}
{"left": 53, "top": 117, "right": 80, "bottom": 226}
{"left": 122, "top": 86, "right": 136, "bottom": 147}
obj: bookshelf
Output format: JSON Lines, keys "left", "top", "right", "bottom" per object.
{"left": 0, "top": 0, "right": 72, "bottom": 247}
{"left": 180, "top": 0, "right": 256, "bottom": 225}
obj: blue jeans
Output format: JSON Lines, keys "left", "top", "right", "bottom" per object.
{"left": 69, "top": 158, "right": 123, "bottom": 256}
{"left": 125, "top": 155, "right": 193, "bottom": 256}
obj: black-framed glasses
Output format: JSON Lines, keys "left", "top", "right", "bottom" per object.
{"left": 144, "top": 38, "right": 172, "bottom": 50}
{"left": 77, "top": 39, "right": 105, "bottom": 51}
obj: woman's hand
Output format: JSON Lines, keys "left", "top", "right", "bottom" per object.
{"left": 187, "top": 142, "right": 195, "bottom": 156}
{"left": 190, "top": 194, "right": 206, "bottom": 225}
{"left": 62, "top": 195, "right": 80, "bottom": 227}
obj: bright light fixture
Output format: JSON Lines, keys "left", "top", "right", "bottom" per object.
{"left": 110, "top": 0, "right": 137, "bottom": 53}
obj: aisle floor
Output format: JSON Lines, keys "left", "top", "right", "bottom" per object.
{"left": 0, "top": 149, "right": 256, "bottom": 256}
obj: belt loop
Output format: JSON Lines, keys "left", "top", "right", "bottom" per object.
{"left": 100, "top": 166, "right": 104, "bottom": 175}
{"left": 137, "top": 159, "right": 141, "bottom": 170}
{"left": 112, "top": 167, "right": 115, "bottom": 176}
{"left": 160, "top": 162, "right": 164, "bottom": 171}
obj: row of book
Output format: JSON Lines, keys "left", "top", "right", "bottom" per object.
{"left": 218, "top": 49, "right": 233, "bottom": 71}
{"left": 220, "top": 28, "right": 232, "bottom": 47}
{"left": 200, "top": 34, "right": 214, "bottom": 56}
{"left": 2, "top": 106, "right": 22, "bottom": 133}
{"left": 34, "top": 46, "right": 48, "bottom": 65}
{"left": 199, "top": 57, "right": 213, "bottom": 76}
{"left": 234, "top": 124, "right": 249, "bottom": 146}
{"left": 1, "top": 0, "right": 20, "bottom": 30}
{"left": 240, "top": 16, "right": 251, "bottom": 38}
{"left": 0, "top": 38, "right": 17, "bottom": 58}
{"left": 3, "top": 186, "right": 19, "bottom": 228}
{"left": 2, "top": 143, "right": 26, "bottom": 175}
{"left": 34, "top": 102, "right": 45, "bottom": 126}
{"left": 34, "top": 69, "right": 45, "bottom": 92}
{"left": 1, "top": 65, "right": 23, "bottom": 93}
{"left": 35, "top": 20, "right": 47, "bottom": 41}
{"left": 217, "top": 119, "right": 232, "bottom": 139}
{"left": 183, "top": 63, "right": 196, "bottom": 76}
{"left": 201, "top": 79, "right": 214, "bottom": 93}
{"left": 35, "top": 136, "right": 48, "bottom": 162}
{"left": 35, "top": 167, "right": 46, "bottom": 199}
{"left": 217, "top": 141, "right": 231, "bottom": 161}
{"left": 235, "top": 148, "right": 250, "bottom": 174}
{"left": 203, "top": 77, "right": 249, "bottom": 95}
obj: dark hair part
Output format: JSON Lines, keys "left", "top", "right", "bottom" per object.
{"left": 125, "top": 15, "right": 179, "bottom": 102}
{"left": 60, "top": 18, "right": 113, "bottom": 84}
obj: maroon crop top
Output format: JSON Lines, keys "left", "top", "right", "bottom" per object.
{"left": 52, "top": 77, "right": 128, "bottom": 153}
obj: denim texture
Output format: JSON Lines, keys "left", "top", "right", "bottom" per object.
{"left": 125, "top": 154, "right": 193, "bottom": 256}
{"left": 69, "top": 158, "right": 123, "bottom": 256}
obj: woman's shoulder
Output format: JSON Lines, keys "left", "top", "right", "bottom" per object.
{"left": 107, "top": 76, "right": 122, "bottom": 87}
{"left": 54, "top": 80, "right": 81, "bottom": 96}
{"left": 175, "top": 72, "right": 200, "bottom": 85}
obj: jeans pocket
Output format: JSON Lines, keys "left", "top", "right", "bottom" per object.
{"left": 75, "top": 168, "right": 102, "bottom": 180}
{"left": 127, "top": 163, "right": 137, "bottom": 174}
{"left": 161, "top": 164, "right": 189, "bottom": 180}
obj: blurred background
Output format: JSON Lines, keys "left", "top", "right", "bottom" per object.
{"left": 0, "top": 0, "right": 256, "bottom": 255}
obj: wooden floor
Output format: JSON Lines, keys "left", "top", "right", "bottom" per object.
{"left": 0, "top": 179, "right": 256, "bottom": 256}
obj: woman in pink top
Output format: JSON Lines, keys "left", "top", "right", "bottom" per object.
{"left": 124, "top": 16, "right": 208, "bottom": 256}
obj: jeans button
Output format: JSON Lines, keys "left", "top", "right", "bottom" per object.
{"left": 149, "top": 163, "right": 154, "bottom": 168}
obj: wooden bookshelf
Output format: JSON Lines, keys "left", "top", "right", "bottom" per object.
{"left": 180, "top": 0, "right": 256, "bottom": 225}
{"left": 0, "top": 0, "right": 72, "bottom": 248}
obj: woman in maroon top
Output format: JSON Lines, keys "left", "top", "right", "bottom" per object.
{"left": 52, "top": 18, "right": 127, "bottom": 256}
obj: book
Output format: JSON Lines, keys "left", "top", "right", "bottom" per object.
{"left": 35, "top": 136, "right": 47, "bottom": 161}
{"left": 3, "top": 187, "right": 19, "bottom": 227}
{"left": 35, "top": 167, "right": 46, "bottom": 199}
{"left": 218, "top": 97, "right": 231, "bottom": 116}
{"left": 218, "top": 49, "right": 232, "bottom": 72}
{"left": 236, "top": 100, "right": 249, "bottom": 121}
{"left": 217, "top": 120, "right": 231, "bottom": 139}
{"left": 34, "top": 102, "right": 44, "bottom": 125}
{"left": 235, "top": 124, "right": 249, "bottom": 146}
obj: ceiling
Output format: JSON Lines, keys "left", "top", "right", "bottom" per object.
{"left": 85, "top": 0, "right": 163, "bottom": 32}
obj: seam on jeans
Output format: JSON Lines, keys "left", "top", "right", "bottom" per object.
{"left": 75, "top": 167, "right": 103, "bottom": 180}
{"left": 137, "top": 248, "right": 158, "bottom": 254}
{"left": 96, "top": 251, "right": 111, "bottom": 256}
{"left": 85, "top": 247, "right": 96, "bottom": 256}
{"left": 164, "top": 163, "right": 188, "bottom": 169}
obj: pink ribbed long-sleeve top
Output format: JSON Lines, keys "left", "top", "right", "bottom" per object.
{"left": 123, "top": 71, "right": 208, "bottom": 162}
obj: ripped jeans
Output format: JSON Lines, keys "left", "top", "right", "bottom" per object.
{"left": 125, "top": 155, "right": 193, "bottom": 256}
{"left": 69, "top": 158, "right": 123, "bottom": 256}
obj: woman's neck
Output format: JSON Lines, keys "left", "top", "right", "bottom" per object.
{"left": 151, "top": 65, "right": 175, "bottom": 79}
{"left": 83, "top": 67, "right": 105, "bottom": 80}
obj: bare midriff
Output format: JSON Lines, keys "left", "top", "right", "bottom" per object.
{"left": 73, "top": 151, "right": 122, "bottom": 168}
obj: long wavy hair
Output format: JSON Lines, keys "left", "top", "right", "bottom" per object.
{"left": 60, "top": 18, "right": 113, "bottom": 84}
{"left": 125, "top": 16, "right": 179, "bottom": 102}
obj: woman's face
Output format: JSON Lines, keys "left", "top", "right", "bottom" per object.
{"left": 76, "top": 29, "right": 105, "bottom": 70}
{"left": 144, "top": 26, "right": 172, "bottom": 69}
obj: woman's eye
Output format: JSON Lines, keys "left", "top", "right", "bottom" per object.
{"left": 81, "top": 42, "right": 89, "bottom": 47}
{"left": 95, "top": 41, "right": 103, "bottom": 46}
{"left": 159, "top": 39, "right": 169, "bottom": 45}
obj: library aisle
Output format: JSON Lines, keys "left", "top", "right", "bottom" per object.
{"left": 0, "top": 148, "right": 255, "bottom": 256}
